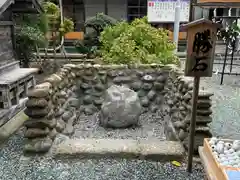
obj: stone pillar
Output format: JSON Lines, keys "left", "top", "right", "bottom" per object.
{"left": 24, "top": 82, "right": 56, "bottom": 153}
{"left": 49, "top": 65, "right": 78, "bottom": 137}
{"left": 182, "top": 90, "right": 213, "bottom": 153}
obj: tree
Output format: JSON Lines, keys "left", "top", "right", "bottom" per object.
{"left": 15, "top": 0, "right": 74, "bottom": 69}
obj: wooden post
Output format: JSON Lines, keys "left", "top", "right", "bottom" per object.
{"left": 181, "top": 18, "right": 220, "bottom": 173}
{"left": 187, "top": 75, "right": 200, "bottom": 172}
{"left": 186, "top": 7, "right": 199, "bottom": 171}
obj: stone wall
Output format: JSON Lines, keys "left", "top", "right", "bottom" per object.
{"left": 24, "top": 65, "right": 78, "bottom": 153}
{"left": 76, "top": 64, "right": 169, "bottom": 115}
{"left": 163, "top": 71, "right": 213, "bottom": 153}
{"left": 23, "top": 63, "right": 213, "bottom": 153}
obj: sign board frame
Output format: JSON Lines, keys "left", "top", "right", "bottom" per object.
{"left": 181, "top": 18, "right": 220, "bottom": 77}
{"left": 147, "top": 0, "right": 190, "bottom": 23}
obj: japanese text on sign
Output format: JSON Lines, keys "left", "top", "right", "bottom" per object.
{"left": 147, "top": 0, "right": 190, "bottom": 22}
{"left": 191, "top": 29, "right": 212, "bottom": 72}
{"left": 184, "top": 19, "right": 218, "bottom": 77}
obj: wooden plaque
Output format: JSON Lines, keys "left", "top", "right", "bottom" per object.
{"left": 182, "top": 19, "right": 220, "bottom": 77}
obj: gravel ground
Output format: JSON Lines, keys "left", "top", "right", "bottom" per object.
{"left": 201, "top": 72, "right": 240, "bottom": 140}
{"left": 0, "top": 129, "right": 204, "bottom": 180}
{"left": 73, "top": 112, "right": 165, "bottom": 140}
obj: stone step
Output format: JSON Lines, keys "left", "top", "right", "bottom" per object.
{"left": 184, "top": 116, "right": 212, "bottom": 124}
{"left": 53, "top": 138, "right": 185, "bottom": 162}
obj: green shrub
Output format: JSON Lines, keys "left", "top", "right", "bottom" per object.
{"left": 74, "top": 13, "right": 118, "bottom": 52}
{"left": 99, "top": 17, "right": 179, "bottom": 65}
{"left": 83, "top": 31, "right": 99, "bottom": 47}
{"left": 85, "top": 13, "right": 118, "bottom": 36}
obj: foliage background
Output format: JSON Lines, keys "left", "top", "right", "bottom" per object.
{"left": 15, "top": 0, "right": 74, "bottom": 68}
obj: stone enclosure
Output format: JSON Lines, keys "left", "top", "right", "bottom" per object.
{"left": 23, "top": 63, "right": 213, "bottom": 154}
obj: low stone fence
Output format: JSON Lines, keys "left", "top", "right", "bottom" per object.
{"left": 163, "top": 71, "right": 213, "bottom": 153}
{"left": 23, "top": 63, "right": 213, "bottom": 153}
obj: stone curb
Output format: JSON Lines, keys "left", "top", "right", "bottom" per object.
{"left": 53, "top": 138, "right": 185, "bottom": 161}
{"left": 0, "top": 110, "right": 28, "bottom": 143}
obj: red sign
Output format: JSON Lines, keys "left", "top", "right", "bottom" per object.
{"left": 148, "top": 2, "right": 154, "bottom": 7}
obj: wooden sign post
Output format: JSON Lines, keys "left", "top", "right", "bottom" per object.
{"left": 181, "top": 18, "right": 220, "bottom": 173}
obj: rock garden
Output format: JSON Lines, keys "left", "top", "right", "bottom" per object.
{"left": 22, "top": 63, "right": 213, "bottom": 155}
{"left": 21, "top": 16, "right": 213, "bottom": 158}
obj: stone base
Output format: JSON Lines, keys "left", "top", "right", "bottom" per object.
{"left": 0, "top": 110, "right": 28, "bottom": 143}
{"left": 53, "top": 138, "right": 185, "bottom": 161}
{"left": 0, "top": 98, "right": 28, "bottom": 127}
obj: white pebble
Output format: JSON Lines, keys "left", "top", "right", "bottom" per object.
{"left": 229, "top": 149, "right": 235, "bottom": 154}
{"left": 219, "top": 154, "right": 225, "bottom": 158}
{"left": 219, "top": 141, "right": 224, "bottom": 144}
{"left": 209, "top": 140, "right": 215, "bottom": 146}
{"left": 216, "top": 143, "right": 224, "bottom": 154}
{"left": 224, "top": 147, "right": 229, "bottom": 151}
{"left": 225, "top": 143, "right": 232, "bottom": 149}
{"left": 233, "top": 143, "right": 240, "bottom": 151}
{"left": 211, "top": 137, "right": 218, "bottom": 142}
{"left": 220, "top": 157, "right": 227, "bottom": 162}
{"left": 224, "top": 150, "right": 229, "bottom": 154}
{"left": 233, "top": 140, "right": 240, "bottom": 145}
{"left": 236, "top": 151, "right": 240, "bottom": 156}
{"left": 211, "top": 145, "right": 217, "bottom": 151}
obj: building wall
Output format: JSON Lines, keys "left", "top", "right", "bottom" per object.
{"left": 62, "top": 0, "right": 85, "bottom": 31}
{"left": 84, "top": 0, "right": 127, "bottom": 33}
{"left": 84, "top": 0, "right": 127, "bottom": 20}
{"left": 107, "top": 0, "right": 127, "bottom": 21}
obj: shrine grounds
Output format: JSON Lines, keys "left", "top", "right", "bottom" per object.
{"left": 0, "top": 62, "right": 240, "bottom": 180}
